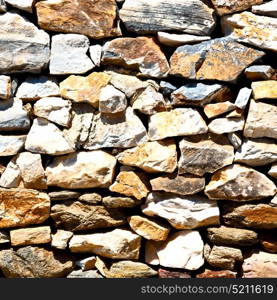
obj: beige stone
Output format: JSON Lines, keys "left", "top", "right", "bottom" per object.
{"left": 51, "top": 230, "right": 73, "bottom": 250}
{"left": 252, "top": 81, "right": 277, "bottom": 100}
{"left": 10, "top": 226, "right": 51, "bottom": 246}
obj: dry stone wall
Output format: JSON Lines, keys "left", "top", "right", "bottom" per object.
{"left": 0, "top": 0, "right": 277, "bottom": 278}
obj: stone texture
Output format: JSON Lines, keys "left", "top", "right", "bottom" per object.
{"left": 103, "top": 196, "right": 140, "bottom": 208}
{"left": 245, "top": 65, "right": 275, "bottom": 81}
{"left": 0, "top": 135, "right": 26, "bottom": 157}
{"left": 10, "top": 226, "right": 51, "bottom": 246}
{"left": 260, "top": 234, "right": 277, "bottom": 253}
{"left": 76, "top": 256, "right": 96, "bottom": 271}
{"left": 222, "top": 203, "right": 277, "bottom": 229}
{"left": 252, "top": 0, "right": 277, "bottom": 17}
{"left": 51, "top": 201, "right": 127, "bottom": 231}
{"left": 69, "top": 229, "right": 141, "bottom": 259}
{"left": 109, "top": 168, "right": 150, "bottom": 200}
{"left": 205, "top": 164, "right": 277, "bottom": 201}
{"left": 208, "top": 117, "right": 245, "bottom": 134}
{"left": 178, "top": 134, "right": 234, "bottom": 176}
{"left": 252, "top": 81, "right": 277, "bottom": 100}
{"left": 51, "top": 230, "right": 73, "bottom": 250}
{"left": 60, "top": 72, "right": 111, "bottom": 108}
{"left": 0, "top": 188, "right": 50, "bottom": 228}
{"left": 0, "top": 12, "right": 50, "bottom": 73}
{"left": 128, "top": 215, "right": 170, "bottom": 241}
{"left": 33, "top": 97, "right": 72, "bottom": 128}
{"left": 269, "top": 163, "right": 277, "bottom": 178}
{"left": 207, "top": 226, "right": 258, "bottom": 246}
{"left": 143, "top": 192, "right": 220, "bottom": 229}
{"left": 16, "top": 76, "right": 59, "bottom": 101}
{"left": 150, "top": 173, "right": 205, "bottom": 196}
{"left": 148, "top": 108, "right": 208, "bottom": 141}
{"left": 235, "top": 87, "right": 252, "bottom": 110}
{"left": 158, "top": 269, "right": 191, "bottom": 278}
{"left": 78, "top": 193, "right": 102, "bottom": 205}
{"left": 244, "top": 100, "right": 277, "bottom": 139}
{"left": 197, "top": 269, "right": 237, "bottom": 278}
{"left": 50, "top": 34, "right": 94, "bottom": 75}
{"left": 0, "top": 246, "right": 74, "bottom": 278}
{"left": 0, "top": 75, "right": 12, "bottom": 100}
{"left": 102, "top": 37, "right": 170, "bottom": 78}
{"left": 170, "top": 38, "right": 264, "bottom": 82}
{"left": 5, "top": 0, "right": 35, "bottom": 13}
{"left": 46, "top": 151, "right": 116, "bottom": 189}
{"left": 84, "top": 108, "right": 148, "bottom": 149}
{"left": 211, "top": 0, "right": 263, "bottom": 15}
{"left": 36, "top": 0, "right": 120, "bottom": 39}
{"left": 119, "top": 0, "right": 215, "bottom": 35}
{"left": 99, "top": 84, "right": 127, "bottom": 113}
{"left": 204, "top": 102, "right": 235, "bottom": 119}
{"left": 0, "top": 160, "right": 22, "bottom": 188}
{"left": 49, "top": 191, "right": 81, "bottom": 202}
{"left": 243, "top": 251, "right": 277, "bottom": 277}
{"left": 25, "top": 118, "right": 74, "bottom": 156}
{"left": 117, "top": 140, "right": 177, "bottom": 173}
{"left": 0, "top": 98, "right": 30, "bottom": 131}
{"left": 67, "top": 270, "right": 103, "bottom": 278}
{"left": 89, "top": 45, "right": 102, "bottom": 67}
{"left": 222, "top": 12, "right": 277, "bottom": 52}
{"left": 235, "top": 138, "right": 277, "bottom": 166}
{"left": 157, "top": 32, "right": 210, "bottom": 47}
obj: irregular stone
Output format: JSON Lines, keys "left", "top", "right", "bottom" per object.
{"left": 204, "top": 102, "right": 235, "bottom": 119}
{"left": 119, "top": 0, "right": 215, "bottom": 35}
{"left": 76, "top": 256, "right": 96, "bottom": 271}
{"left": 69, "top": 228, "right": 141, "bottom": 259}
{"left": 33, "top": 97, "right": 72, "bottom": 128}
{"left": 222, "top": 12, "right": 277, "bottom": 52}
{"left": 16, "top": 76, "right": 59, "bottom": 101}
{"left": 25, "top": 118, "right": 74, "bottom": 156}
{"left": 0, "top": 188, "right": 50, "bottom": 228}
{"left": 0, "top": 231, "right": 9, "bottom": 244}
{"left": 0, "top": 98, "right": 30, "bottom": 131}
{"left": 16, "top": 152, "right": 47, "bottom": 189}
{"left": 179, "top": 134, "right": 234, "bottom": 176}
{"left": 158, "top": 269, "right": 191, "bottom": 278}
{"left": 150, "top": 173, "right": 205, "bottom": 196}
{"left": 78, "top": 193, "right": 102, "bottom": 205}
{"left": 157, "top": 32, "right": 210, "bottom": 47}
{"left": 60, "top": 72, "right": 111, "bottom": 108}
{"left": 211, "top": 0, "right": 263, "bottom": 15}
{"left": 222, "top": 203, "right": 277, "bottom": 229}
{"left": 209, "top": 117, "right": 245, "bottom": 134}
{"left": 205, "top": 164, "right": 277, "bottom": 201}
{"left": 50, "top": 34, "right": 94, "bottom": 75}
{"left": 0, "top": 75, "right": 12, "bottom": 100}
{"left": 160, "top": 81, "right": 177, "bottom": 96}
{"left": 0, "top": 12, "right": 50, "bottom": 73}
{"left": 143, "top": 192, "right": 220, "bottom": 229}
{"left": 0, "top": 135, "right": 26, "bottom": 157}
{"left": 109, "top": 168, "right": 150, "bottom": 200}
{"left": 245, "top": 65, "right": 275, "bottom": 81}
{"left": 145, "top": 240, "right": 160, "bottom": 265}
{"left": 244, "top": 100, "right": 277, "bottom": 139}
{"left": 235, "top": 138, "right": 277, "bottom": 166}
{"left": 51, "top": 230, "right": 73, "bottom": 250}
{"left": 5, "top": 0, "right": 35, "bottom": 13}
{"left": 0, "top": 246, "right": 74, "bottom": 278}
{"left": 99, "top": 84, "right": 127, "bottom": 113}
{"left": 128, "top": 215, "right": 170, "bottom": 241}
{"left": 148, "top": 108, "right": 208, "bottom": 141}
{"left": 226, "top": 110, "right": 243, "bottom": 118}
{"left": 102, "top": 37, "right": 170, "bottom": 78}
{"left": 117, "top": 140, "right": 177, "bottom": 173}
{"left": 103, "top": 196, "right": 140, "bottom": 208}
{"left": 96, "top": 257, "right": 157, "bottom": 278}
{"left": 252, "top": 0, "right": 277, "bottom": 17}
{"left": 260, "top": 234, "right": 277, "bottom": 253}
{"left": 243, "top": 251, "right": 277, "bottom": 277}
{"left": 84, "top": 107, "right": 148, "bottom": 149}
{"left": 170, "top": 38, "right": 264, "bottom": 82}
{"left": 0, "top": 160, "right": 22, "bottom": 188}
{"left": 269, "top": 163, "right": 277, "bottom": 178}
{"left": 171, "top": 83, "right": 227, "bottom": 106}
{"left": 51, "top": 201, "right": 127, "bottom": 231}
{"left": 67, "top": 270, "right": 103, "bottom": 278}
{"left": 207, "top": 226, "right": 258, "bottom": 246}
{"left": 205, "top": 245, "right": 243, "bottom": 270}
{"left": 252, "top": 81, "right": 277, "bottom": 100}
{"left": 49, "top": 191, "right": 81, "bottom": 201}
{"left": 10, "top": 226, "right": 51, "bottom": 246}
{"left": 46, "top": 151, "right": 116, "bottom": 189}
{"left": 89, "top": 45, "right": 102, "bottom": 67}
{"left": 36, "top": 0, "right": 120, "bottom": 39}
{"left": 197, "top": 269, "right": 237, "bottom": 278}
{"left": 235, "top": 87, "right": 252, "bottom": 110}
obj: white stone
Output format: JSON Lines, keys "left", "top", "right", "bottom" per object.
{"left": 228, "top": 132, "right": 242, "bottom": 149}
{"left": 269, "top": 163, "right": 277, "bottom": 178}
{"left": 51, "top": 230, "right": 73, "bottom": 250}
{"left": 0, "top": 135, "right": 26, "bottom": 157}
{"left": 99, "top": 85, "right": 127, "bottom": 113}
{"left": 0, "top": 75, "right": 12, "bottom": 100}
{"left": 89, "top": 45, "right": 102, "bottom": 67}
{"left": 0, "top": 160, "right": 22, "bottom": 188}
{"left": 209, "top": 117, "right": 245, "bottom": 134}
{"left": 235, "top": 87, "right": 252, "bottom": 110}
{"left": 157, "top": 32, "right": 211, "bottom": 47}
{"left": 5, "top": 0, "right": 35, "bottom": 13}
{"left": 252, "top": 0, "right": 277, "bottom": 17}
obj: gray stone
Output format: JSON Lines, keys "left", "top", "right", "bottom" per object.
{"left": 157, "top": 32, "right": 211, "bottom": 47}
{"left": 78, "top": 193, "right": 102, "bottom": 204}
{"left": 0, "top": 135, "right": 26, "bottom": 157}
{"left": 228, "top": 132, "right": 242, "bottom": 150}
{"left": 235, "top": 87, "right": 252, "bottom": 110}
{"left": 103, "top": 196, "right": 140, "bottom": 208}
{"left": 49, "top": 191, "right": 81, "bottom": 201}
{"left": 89, "top": 45, "right": 102, "bottom": 67}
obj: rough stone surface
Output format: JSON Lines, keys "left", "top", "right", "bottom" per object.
{"left": 10, "top": 226, "right": 51, "bottom": 246}
{"left": 51, "top": 230, "right": 73, "bottom": 250}
{"left": 49, "top": 191, "right": 81, "bottom": 202}
{"left": 67, "top": 270, "right": 103, "bottom": 278}
{"left": 252, "top": 0, "right": 277, "bottom": 17}
{"left": 78, "top": 193, "right": 102, "bottom": 205}
{"left": 260, "top": 234, "right": 277, "bottom": 253}
{"left": 0, "top": 160, "right": 22, "bottom": 188}
{"left": 0, "top": 75, "right": 12, "bottom": 100}
{"left": 212, "top": 0, "right": 263, "bottom": 15}
{"left": 158, "top": 269, "right": 191, "bottom": 278}
{"left": 209, "top": 117, "right": 245, "bottom": 134}
{"left": 103, "top": 196, "right": 140, "bottom": 208}
{"left": 76, "top": 256, "right": 96, "bottom": 271}
{"left": 252, "top": 81, "right": 277, "bottom": 100}
{"left": 235, "top": 87, "right": 252, "bottom": 110}
{"left": 157, "top": 32, "right": 210, "bottom": 47}
{"left": 89, "top": 45, "right": 102, "bottom": 67}
{"left": 5, "top": 0, "right": 35, "bottom": 13}
{"left": 204, "top": 102, "right": 235, "bottom": 119}
{"left": 197, "top": 269, "right": 237, "bottom": 278}
{"left": 0, "top": 135, "right": 26, "bottom": 157}
{"left": 245, "top": 65, "right": 275, "bottom": 81}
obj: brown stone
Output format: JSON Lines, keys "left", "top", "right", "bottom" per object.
{"left": 0, "top": 188, "right": 50, "bottom": 229}
{"left": 36, "top": 0, "right": 120, "bottom": 39}
{"left": 10, "top": 226, "right": 51, "bottom": 246}
{"left": 158, "top": 269, "right": 191, "bottom": 278}
{"left": 260, "top": 234, "right": 277, "bottom": 253}
{"left": 103, "top": 196, "right": 140, "bottom": 208}
{"left": 197, "top": 269, "right": 237, "bottom": 278}
{"left": 204, "top": 102, "right": 236, "bottom": 119}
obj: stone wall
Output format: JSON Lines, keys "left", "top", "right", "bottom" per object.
{"left": 0, "top": 0, "right": 276, "bottom": 278}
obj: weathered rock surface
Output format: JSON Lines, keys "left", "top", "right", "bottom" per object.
{"left": 0, "top": 246, "right": 74, "bottom": 278}
{"left": 51, "top": 230, "right": 73, "bottom": 250}
{"left": 36, "top": 0, "right": 120, "bottom": 39}
{"left": 76, "top": 256, "right": 96, "bottom": 271}
{"left": 197, "top": 269, "right": 237, "bottom": 278}
{"left": 99, "top": 85, "right": 127, "bottom": 113}
{"left": 158, "top": 268, "right": 191, "bottom": 278}
{"left": 0, "top": 12, "right": 50, "bottom": 73}
{"left": 5, "top": 0, "right": 35, "bottom": 13}
{"left": 143, "top": 192, "right": 220, "bottom": 229}
{"left": 252, "top": 0, "right": 277, "bottom": 17}
{"left": 46, "top": 151, "right": 116, "bottom": 189}
{"left": 245, "top": 65, "right": 275, "bottom": 81}
{"left": 10, "top": 226, "right": 51, "bottom": 246}
{"left": 51, "top": 201, "right": 127, "bottom": 231}
{"left": 260, "top": 234, "right": 277, "bottom": 253}
{"left": 50, "top": 34, "right": 94, "bottom": 75}
{"left": 252, "top": 81, "right": 277, "bottom": 100}
{"left": 209, "top": 117, "right": 245, "bottom": 134}
{"left": 211, "top": 0, "right": 263, "bottom": 15}
{"left": 117, "top": 140, "right": 177, "bottom": 173}
{"left": 0, "top": 160, "right": 22, "bottom": 188}
{"left": 0, "top": 135, "right": 26, "bottom": 157}
{"left": 102, "top": 37, "right": 170, "bottom": 78}
{"left": 89, "top": 45, "right": 102, "bottom": 67}
{"left": 67, "top": 270, "right": 103, "bottom": 278}
{"left": 78, "top": 193, "right": 102, "bottom": 205}
{"left": 49, "top": 191, "right": 81, "bottom": 202}
{"left": 228, "top": 132, "right": 243, "bottom": 149}
{"left": 205, "top": 164, "right": 277, "bottom": 201}
{"left": 0, "top": 75, "right": 12, "bottom": 100}
{"left": 157, "top": 32, "right": 210, "bottom": 47}
{"left": 235, "top": 87, "right": 252, "bottom": 110}
{"left": 69, "top": 229, "right": 141, "bottom": 259}
{"left": 0, "top": 188, "right": 50, "bottom": 228}
{"left": 103, "top": 196, "right": 140, "bottom": 208}
{"left": 204, "top": 102, "right": 235, "bottom": 119}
